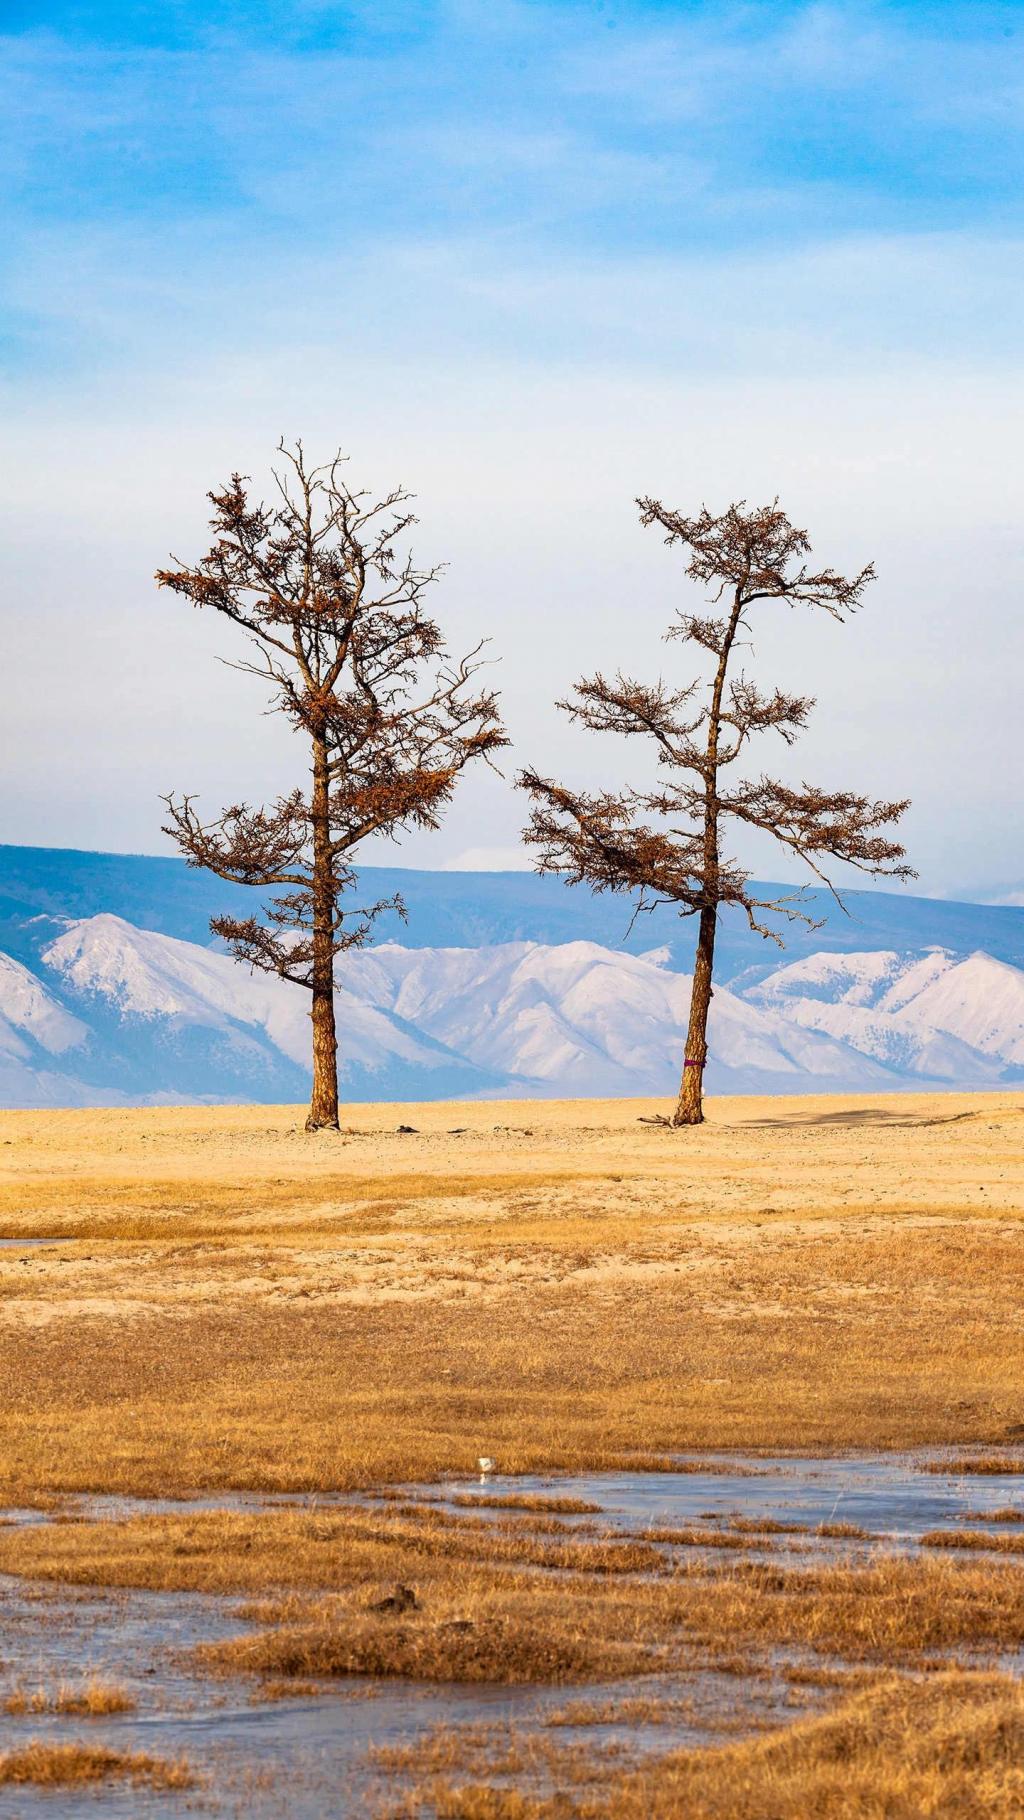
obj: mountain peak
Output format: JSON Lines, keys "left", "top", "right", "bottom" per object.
{"left": 0, "top": 850, "right": 1022, "bottom": 1106}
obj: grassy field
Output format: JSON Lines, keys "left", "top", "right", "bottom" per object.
{"left": 1, "top": 1092, "right": 1023, "bottom": 1813}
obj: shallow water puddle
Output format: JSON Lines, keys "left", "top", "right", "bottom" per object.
{"left": 431, "top": 1453, "right": 1024, "bottom": 1542}
{"left": 7, "top": 1451, "right": 1023, "bottom": 1540}
{"left": 0, "top": 1578, "right": 801, "bottom": 1817}
{"left": 0, "top": 1580, "right": 556, "bottom": 1816}
{"left": 3, "top": 1454, "right": 1023, "bottom": 1813}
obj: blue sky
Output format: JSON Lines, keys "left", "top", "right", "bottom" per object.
{"left": 2, "top": 2, "right": 1023, "bottom": 897}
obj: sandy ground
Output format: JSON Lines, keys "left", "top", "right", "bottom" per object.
{"left": 1, "top": 1091, "right": 1021, "bottom": 1325}
{"left": 3, "top": 1087, "right": 1021, "bottom": 1186}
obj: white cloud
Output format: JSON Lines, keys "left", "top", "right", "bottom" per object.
{"left": 960, "top": 887, "right": 1024, "bottom": 908}
{"left": 441, "top": 847, "right": 532, "bottom": 873}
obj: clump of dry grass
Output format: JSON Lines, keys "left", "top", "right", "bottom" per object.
{"left": 202, "top": 1605, "right": 628, "bottom": 1686}
{"left": 780, "top": 1664, "right": 881, "bottom": 1689}
{"left": 641, "top": 1526, "right": 752, "bottom": 1550}
{"left": 543, "top": 1696, "right": 698, "bottom": 1728}
{"left": 253, "top": 1677, "right": 332, "bottom": 1701}
{"left": 926, "top": 1456, "right": 1024, "bottom": 1476}
{"left": 397, "top": 1673, "right": 1024, "bottom": 1818}
{"left": 922, "top": 1529, "right": 1024, "bottom": 1554}
{"left": 0, "top": 1740, "right": 192, "bottom": 1789}
{"left": 449, "top": 1494, "right": 603, "bottom": 1515}
{"left": 728, "top": 1517, "right": 806, "bottom": 1535}
{"left": 4, "top": 1679, "right": 135, "bottom": 1715}
{"left": 677, "top": 1553, "right": 1024, "bottom": 1658}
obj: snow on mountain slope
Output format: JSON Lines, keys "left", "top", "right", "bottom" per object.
{"left": 749, "top": 949, "right": 943, "bottom": 1010}
{"left": 751, "top": 994, "right": 1005, "bottom": 1083}
{"left": 45, "top": 914, "right": 311, "bottom": 1058}
{"left": 871, "top": 951, "right": 962, "bottom": 1012}
{"left": 42, "top": 914, "right": 485, "bottom": 1087}
{"left": 0, "top": 952, "right": 86, "bottom": 1059}
{"left": 885, "top": 952, "right": 1024, "bottom": 1065}
{"left": 5, "top": 914, "right": 1024, "bottom": 1109}
{"left": 0, "top": 950, "right": 121, "bottom": 1107}
{"left": 746, "top": 947, "right": 1024, "bottom": 1081}
{"left": 341, "top": 939, "right": 890, "bottom": 1092}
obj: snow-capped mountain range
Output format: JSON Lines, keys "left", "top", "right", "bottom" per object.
{"left": 0, "top": 843, "right": 1022, "bottom": 1106}
{"left": 2, "top": 904, "right": 1024, "bottom": 1108}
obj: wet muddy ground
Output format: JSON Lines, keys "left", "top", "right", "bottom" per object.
{"left": 2, "top": 1452, "right": 1023, "bottom": 1816}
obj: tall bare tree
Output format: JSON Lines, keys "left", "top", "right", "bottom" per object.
{"left": 519, "top": 500, "right": 913, "bottom": 1126}
{"left": 158, "top": 441, "right": 506, "bottom": 1131}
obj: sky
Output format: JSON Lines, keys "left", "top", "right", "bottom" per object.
{"left": 1, "top": 0, "right": 1023, "bottom": 899}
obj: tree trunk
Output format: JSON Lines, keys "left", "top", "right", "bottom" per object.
{"left": 673, "top": 904, "right": 716, "bottom": 1125}
{"left": 306, "top": 731, "right": 340, "bottom": 1132}
{"left": 308, "top": 983, "right": 339, "bottom": 1131}
{"left": 671, "top": 585, "right": 741, "bottom": 1129}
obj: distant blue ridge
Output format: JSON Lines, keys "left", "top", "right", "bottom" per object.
{"left": 1, "top": 842, "right": 1022, "bottom": 981}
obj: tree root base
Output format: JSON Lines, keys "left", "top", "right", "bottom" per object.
{"left": 637, "top": 1113, "right": 705, "bottom": 1128}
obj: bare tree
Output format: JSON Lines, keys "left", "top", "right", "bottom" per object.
{"left": 519, "top": 499, "right": 913, "bottom": 1126}
{"left": 158, "top": 441, "right": 506, "bottom": 1131}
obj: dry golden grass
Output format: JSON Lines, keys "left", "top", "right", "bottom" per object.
{"left": 205, "top": 1605, "right": 622, "bottom": 1686}
{"left": 674, "top": 1553, "right": 1024, "bottom": 1657}
{"left": 4, "top": 1679, "right": 135, "bottom": 1715}
{"left": 2, "top": 1094, "right": 1024, "bottom": 1502}
{"left": 447, "top": 1493, "right": 603, "bottom": 1514}
{"left": 0, "top": 1740, "right": 193, "bottom": 1788}
{"left": 542, "top": 1695, "right": 704, "bottom": 1728}
{"left": 254, "top": 1676, "right": 339, "bottom": 1701}
{"left": 387, "top": 1673, "right": 1024, "bottom": 1818}
{"left": 923, "top": 1528, "right": 1024, "bottom": 1554}
{"left": 925, "top": 1455, "right": 1024, "bottom": 1475}
{"left": 378, "top": 1724, "right": 640, "bottom": 1798}
{"left": 0, "top": 1502, "right": 663, "bottom": 1595}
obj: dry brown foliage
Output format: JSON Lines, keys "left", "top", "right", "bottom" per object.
{"left": 158, "top": 441, "right": 505, "bottom": 1128}
{"left": 519, "top": 501, "right": 910, "bottom": 1123}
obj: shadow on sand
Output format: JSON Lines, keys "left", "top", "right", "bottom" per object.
{"left": 738, "top": 1107, "right": 985, "bottom": 1130}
